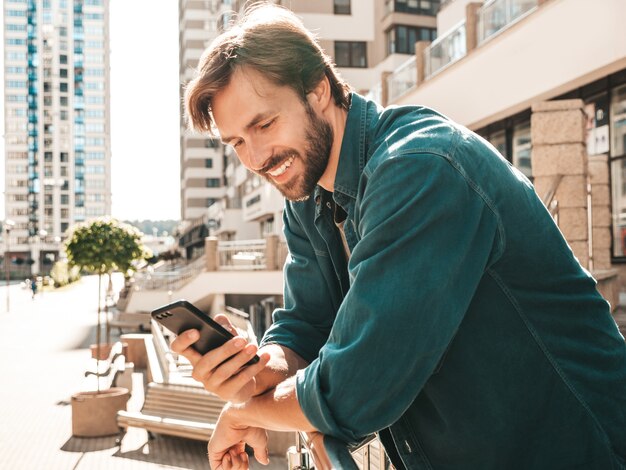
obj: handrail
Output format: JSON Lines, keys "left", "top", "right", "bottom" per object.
{"left": 477, "top": 0, "right": 539, "bottom": 45}
{"left": 288, "top": 432, "right": 389, "bottom": 470}
{"left": 386, "top": 56, "right": 417, "bottom": 103}
{"left": 424, "top": 20, "right": 466, "bottom": 79}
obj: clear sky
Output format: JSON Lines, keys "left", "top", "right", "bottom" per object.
{"left": 0, "top": 0, "right": 182, "bottom": 223}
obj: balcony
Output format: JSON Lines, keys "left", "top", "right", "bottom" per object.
{"left": 477, "top": 0, "right": 538, "bottom": 45}
{"left": 424, "top": 20, "right": 466, "bottom": 79}
{"left": 386, "top": 57, "right": 417, "bottom": 103}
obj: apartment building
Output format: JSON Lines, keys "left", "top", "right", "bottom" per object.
{"left": 3, "top": 0, "right": 111, "bottom": 275}
{"left": 372, "top": 0, "right": 626, "bottom": 301}
{"left": 178, "top": 0, "right": 440, "bottom": 254}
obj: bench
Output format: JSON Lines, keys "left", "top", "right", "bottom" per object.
{"left": 117, "top": 381, "right": 226, "bottom": 441}
{"left": 117, "top": 322, "right": 227, "bottom": 441}
{"left": 83, "top": 341, "right": 132, "bottom": 392}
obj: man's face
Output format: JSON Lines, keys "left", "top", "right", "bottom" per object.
{"left": 211, "top": 67, "right": 333, "bottom": 201}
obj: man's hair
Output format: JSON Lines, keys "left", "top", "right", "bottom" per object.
{"left": 184, "top": 2, "right": 352, "bottom": 134}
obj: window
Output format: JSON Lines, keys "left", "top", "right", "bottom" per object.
{"left": 205, "top": 158, "right": 213, "bottom": 168}
{"left": 387, "top": 0, "right": 440, "bottom": 16}
{"left": 206, "top": 178, "right": 221, "bottom": 188}
{"left": 334, "top": 0, "right": 350, "bottom": 14}
{"left": 334, "top": 41, "right": 367, "bottom": 68}
{"left": 60, "top": 82, "right": 68, "bottom": 92}
{"left": 512, "top": 122, "right": 531, "bottom": 179}
{"left": 206, "top": 198, "right": 218, "bottom": 207}
{"left": 61, "top": 194, "right": 69, "bottom": 204}
{"left": 387, "top": 25, "right": 437, "bottom": 55}
{"left": 60, "top": 54, "right": 68, "bottom": 65}
{"left": 60, "top": 68, "right": 68, "bottom": 78}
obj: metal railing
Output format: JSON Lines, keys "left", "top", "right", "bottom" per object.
{"left": 386, "top": 57, "right": 417, "bottom": 104}
{"left": 133, "top": 255, "right": 207, "bottom": 291}
{"left": 288, "top": 432, "right": 390, "bottom": 470}
{"left": 476, "top": 0, "right": 538, "bottom": 45}
{"left": 365, "top": 82, "right": 382, "bottom": 106}
{"left": 218, "top": 239, "right": 267, "bottom": 271}
{"left": 424, "top": 20, "right": 466, "bottom": 79}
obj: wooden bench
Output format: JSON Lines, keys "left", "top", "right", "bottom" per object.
{"left": 83, "top": 341, "right": 131, "bottom": 392}
{"left": 117, "top": 322, "right": 227, "bottom": 441}
{"left": 117, "top": 381, "right": 226, "bottom": 441}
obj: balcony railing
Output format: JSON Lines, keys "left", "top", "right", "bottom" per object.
{"left": 386, "top": 57, "right": 417, "bottom": 103}
{"left": 424, "top": 20, "right": 466, "bottom": 79}
{"left": 365, "top": 82, "right": 382, "bottom": 106}
{"left": 477, "top": 0, "right": 538, "bottom": 45}
{"left": 133, "top": 237, "right": 288, "bottom": 292}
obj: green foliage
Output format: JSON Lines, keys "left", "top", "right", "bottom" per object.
{"left": 50, "top": 260, "right": 81, "bottom": 287}
{"left": 64, "top": 217, "right": 152, "bottom": 276}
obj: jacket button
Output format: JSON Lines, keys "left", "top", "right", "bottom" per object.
{"left": 326, "top": 202, "right": 332, "bottom": 209}
{"left": 403, "top": 440, "right": 412, "bottom": 453}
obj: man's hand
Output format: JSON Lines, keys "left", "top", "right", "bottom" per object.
{"left": 170, "top": 314, "right": 270, "bottom": 403}
{"left": 208, "top": 403, "right": 270, "bottom": 470}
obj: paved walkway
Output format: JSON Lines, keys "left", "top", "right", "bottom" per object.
{"left": 0, "top": 275, "right": 287, "bottom": 469}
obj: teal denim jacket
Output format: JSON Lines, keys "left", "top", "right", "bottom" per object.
{"left": 260, "top": 93, "right": 626, "bottom": 469}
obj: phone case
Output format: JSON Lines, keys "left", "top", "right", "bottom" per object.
{"left": 151, "top": 299, "right": 259, "bottom": 365}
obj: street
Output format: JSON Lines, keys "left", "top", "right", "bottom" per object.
{"left": 0, "top": 274, "right": 288, "bottom": 469}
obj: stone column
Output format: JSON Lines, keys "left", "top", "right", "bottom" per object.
{"left": 204, "top": 237, "right": 218, "bottom": 272}
{"left": 265, "top": 234, "right": 278, "bottom": 271}
{"left": 415, "top": 40, "right": 431, "bottom": 86}
{"left": 465, "top": 3, "right": 483, "bottom": 53}
{"left": 531, "top": 100, "right": 589, "bottom": 267}
{"left": 588, "top": 154, "right": 612, "bottom": 270}
{"left": 381, "top": 71, "right": 392, "bottom": 107}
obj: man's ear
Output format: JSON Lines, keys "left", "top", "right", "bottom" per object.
{"left": 307, "top": 75, "right": 332, "bottom": 113}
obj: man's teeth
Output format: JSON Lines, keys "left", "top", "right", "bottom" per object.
{"left": 268, "top": 156, "right": 294, "bottom": 177}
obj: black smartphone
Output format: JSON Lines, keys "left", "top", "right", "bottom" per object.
{"left": 151, "top": 299, "right": 260, "bottom": 365}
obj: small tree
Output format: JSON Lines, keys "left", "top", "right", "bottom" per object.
{"left": 65, "top": 217, "right": 151, "bottom": 390}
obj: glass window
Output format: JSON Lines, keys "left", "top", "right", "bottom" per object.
{"left": 387, "top": 25, "right": 437, "bottom": 55}
{"left": 489, "top": 130, "right": 507, "bottom": 159}
{"left": 611, "top": 84, "right": 626, "bottom": 158}
{"left": 512, "top": 122, "right": 532, "bottom": 179}
{"left": 334, "top": 41, "right": 367, "bottom": 68}
{"left": 206, "top": 178, "right": 221, "bottom": 188}
{"left": 205, "top": 159, "right": 213, "bottom": 168}
{"left": 334, "top": 0, "right": 350, "bottom": 15}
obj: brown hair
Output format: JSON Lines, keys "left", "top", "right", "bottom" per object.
{"left": 184, "top": 2, "right": 351, "bottom": 134}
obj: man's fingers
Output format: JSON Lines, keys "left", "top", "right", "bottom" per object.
{"left": 220, "top": 352, "right": 270, "bottom": 396}
{"left": 169, "top": 329, "right": 203, "bottom": 366}
{"left": 246, "top": 428, "right": 269, "bottom": 465}
{"left": 192, "top": 338, "right": 252, "bottom": 385}
{"left": 214, "top": 313, "right": 237, "bottom": 334}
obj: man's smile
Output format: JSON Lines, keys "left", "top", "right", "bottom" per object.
{"left": 267, "top": 155, "right": 295, "bottom": 178}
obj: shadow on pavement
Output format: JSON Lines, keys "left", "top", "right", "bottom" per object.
{"left": 61, "top": 435, "right": 120, "bottom": 452}
{"left": 112, "top": 434, "right": 209, "bottom": 468}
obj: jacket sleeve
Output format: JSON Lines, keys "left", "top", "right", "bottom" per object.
{"left": 259, "top": 202, "right": 339, "bottom": 364}
{"left": 296, "top": 152, "right": 504, "bottom": 443}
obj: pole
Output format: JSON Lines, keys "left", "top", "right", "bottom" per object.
{"left": 5, "top": 227, "right": 11, "bottom": 313}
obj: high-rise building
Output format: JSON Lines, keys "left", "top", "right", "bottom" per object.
{"left": 3, "top": 0, "right": 111, "bottom": 275}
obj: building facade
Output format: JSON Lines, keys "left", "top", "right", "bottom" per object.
{"left": 177, "top": 0, "right": 440, "bottom": 252}
{"left": 3, "top": 0, "right": 111, "bottom": 275}
{"left": 372, "top": 0, "right": 626, "bottom": 300}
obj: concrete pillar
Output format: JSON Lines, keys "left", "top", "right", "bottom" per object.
{"left": 415, "top": 40, "right": 431, "bottom": 85}
{"left": 265, "top": 234, "right": 278, "bottom": 271}
{"left": 465, "top": 3, "right": 483, "bottom": 53}
{"left": 588, "top": 154, "right": 612, "bottom": 270}
{"left": 381, "top": 71, "right": 392, "bottom": 107}
{"left": 531, "top": 99, "right": 589, "bottom": 267}
{"left": 204, "top": 237, "right": 219, "bottom": 272}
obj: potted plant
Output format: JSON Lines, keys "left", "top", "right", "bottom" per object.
{"left": 65, "top": 217, "right": 151, "bottom": 437}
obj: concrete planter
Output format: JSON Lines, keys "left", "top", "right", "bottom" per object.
{"left": 71, "top": 387, "right": 130, "bottom": 437}
{"left": 90, "top": 343, "right": 113, "bottom": 360}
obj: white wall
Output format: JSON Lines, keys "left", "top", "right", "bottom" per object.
{"left": 396, "top": 0, "right": 626, "bottom": 129}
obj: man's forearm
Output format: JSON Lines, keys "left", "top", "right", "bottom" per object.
{"left": 253, "top": 344, "right": 309, "bottom": 396}
{"left": 233, "top": 374, "right": 316, "bottom": 433}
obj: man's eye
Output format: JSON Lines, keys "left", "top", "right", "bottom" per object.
{"left": 260, "top": 119, "right": 274, "bottom": 130}
{"left": 233, "top": 140, "right": 243, "bottom": 148}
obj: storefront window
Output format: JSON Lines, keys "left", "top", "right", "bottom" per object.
{"left": 489, "top": 130, "right": 507, "bottom": 159}
{"left": 610, "top": 84, "right": 626, "bottom": 257}
{"left": 512, "top": 122, "right": 532, "bottom": 179}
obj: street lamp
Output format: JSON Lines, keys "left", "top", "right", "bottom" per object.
{"left": 4, "top": 219, "right": 16, "bottom": 313}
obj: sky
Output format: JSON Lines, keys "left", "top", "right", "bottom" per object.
{"left": 0, "top": 0, "right": 182, "bottom": 222}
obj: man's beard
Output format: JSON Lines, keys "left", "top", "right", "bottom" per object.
{"left": 259, "top": 104, "right": 333, "bottom": 201}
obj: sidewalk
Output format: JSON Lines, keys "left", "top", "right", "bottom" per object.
{"left": 0, "top": 275, "right": 287, "bottom": 469}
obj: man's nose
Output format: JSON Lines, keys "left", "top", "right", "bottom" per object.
{"left": 247, "top": 139, "right": 271, "bottom": 172}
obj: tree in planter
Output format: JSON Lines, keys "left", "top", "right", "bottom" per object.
{"left": 65, "top": 217, "right": 151, "bottom": 388}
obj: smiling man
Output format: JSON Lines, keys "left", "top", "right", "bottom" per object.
{"left": 175, "top": 4, "right": 626, "bottom": 470}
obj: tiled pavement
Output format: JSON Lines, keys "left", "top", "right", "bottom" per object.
{"left": 0, "top": 276, "right": 287, "bottom": 470}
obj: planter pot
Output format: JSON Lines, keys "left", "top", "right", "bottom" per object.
{"left": 90, "top": 343, "right": 113, "bottom": 360}
{"left": 71, "top": 387, "right": 130, "bottom": 437}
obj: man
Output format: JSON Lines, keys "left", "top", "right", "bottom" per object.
{"left": 173, "top": 4, "right": 626, "bottom": 469}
